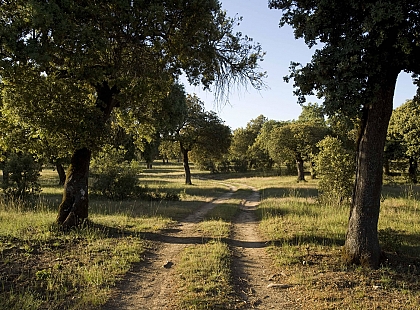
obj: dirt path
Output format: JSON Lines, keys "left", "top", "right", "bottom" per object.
{"left": 102, "top": 185, "right": 238, "bottom": 310}
{"left": 103, "top": 183, "right": 297, "bottom": 309}
{"left": 230, "top": 186, "right": 298, "bottom": 309}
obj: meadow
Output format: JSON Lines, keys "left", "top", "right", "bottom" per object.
{"left": 0, "top": 163, "right": 419, "bottom": 309}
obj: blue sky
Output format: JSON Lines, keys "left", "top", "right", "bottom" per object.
{"left": 184, "top": 0, "right": 418, "bottom": 130}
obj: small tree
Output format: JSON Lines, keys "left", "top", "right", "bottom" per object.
{"left": 2, "top": 153, "right": 42, "bottom": 201}
{"left": 229, "top": 115, "right": 268, "bottom": 170}
{"left": 90, "top": 146, "right": 140, "bottom": 200}
{"left": 267, "top": 121, "right": 328, "bottom": 182}
{"left": 315, "top": 136, "right": 355, "bottom": 204}
{"left": 173, "top": 95, "right": 231, "bottom": 184}
{"left": 387, "top": 99, "right": 420, "bottom": 183}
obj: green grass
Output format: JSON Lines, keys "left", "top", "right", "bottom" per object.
{"left": 0, "top": 200, "right": 150, "bottom": 310}
{"left": 256, "top": 180, "right": 420, "bottom": 309}
{"left": 2, "top": 165, "right": 420, "bottom": 309}
{"left": 0, "top": 163, "right": 227, "bottom": 310}
{"left": 176, "top": 241, "right": 233, "bottom": 310}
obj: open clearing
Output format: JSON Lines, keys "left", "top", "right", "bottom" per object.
{"left": 1, "top": 167, "right": 420, "bottom": 309}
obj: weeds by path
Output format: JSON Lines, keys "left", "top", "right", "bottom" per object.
{"left": 0, "top": 204, "right": 155, "bottom": 310}
{"left": 258, "top": 180, "right": 420, "bottom": 309}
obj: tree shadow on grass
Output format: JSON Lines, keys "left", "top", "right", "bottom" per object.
{"left": 82, "top": 219, "right": 268, "bottom": 250}
{"left": 381, "top": 183, "right": 420, "bottom": 199}
{"left": 270, "top": 235, "right": 345, "bottom": 248}
{"left": 260, "top": 186, "right": 319, "bottom": 199}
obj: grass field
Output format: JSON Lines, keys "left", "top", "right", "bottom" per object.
{"left": 1, "top": 163, "right": 420, "bottom": 309}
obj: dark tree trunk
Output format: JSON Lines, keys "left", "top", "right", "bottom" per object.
{"left": 56, "top": 81, "right": 119, "bottom": 229}
{"left": 310, "top": 161, "right": 317, "bottom": 179}
{"left": 56, "top": 162, "right": 66, "bottom": 186}
{"left": 181, "top": 145, "right": 192, "bottom": 185}
{"left": 408, "top": 157, "right": 418, "bottom": 184}
{"left": 296, "top": 154, "right": 306, "bottom": 182}
{"left": 344, "top": 76, "right": 397, "bottom": 268}
{"left": 57, "top": 148, "right": 91, "bottom": 229}
{"left": 383, "top": 159, "right": 390, "bottom": 176}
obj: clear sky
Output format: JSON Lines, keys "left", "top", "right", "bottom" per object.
{"left": 183, "top": 0, "right": 418, "bottom": 130}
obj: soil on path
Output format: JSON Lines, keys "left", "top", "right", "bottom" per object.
{"left": 102, "top": 185, "right": 238, "bottom": 310}
{"left": 230, "top": 186, "right": 298, "bottom": 309}
{"left": 103, "top": 183, "right": 298, "bottom": 310}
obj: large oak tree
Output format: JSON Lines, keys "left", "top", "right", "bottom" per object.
{"left": 269, "top": 0, "right": 420, "bottom": 267}
{"left": 0, "top": 0, "right": 265, "bottom": 228}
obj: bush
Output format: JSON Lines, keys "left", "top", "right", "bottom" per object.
{"left": 91, "top": 147, "right": 140, "bottom": 200}
{"left": 140, "top": 186, "right": 180, "bottom": 201}
{"left": 2, "top": 153, "right": 42, "bottom": 201}
{"left": 314, "top": 136, "right": 355, "bottom": 204}
{"left": 90, "top": 147, "right": 181, "bottom": 201}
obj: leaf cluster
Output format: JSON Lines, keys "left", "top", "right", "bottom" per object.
{"left": 314, "top": 136, "right": 355, "bottom": 203}
{"left": 388, "top": 99, "right": 420, "bottom": 159}
{"left": 269, "top": 0, "right": 420, "bottom": 116}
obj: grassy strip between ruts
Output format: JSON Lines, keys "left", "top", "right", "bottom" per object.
{"left": 174, "top": 193, "right": 244, "bottom": 309}
{"left": 176, "top": 240, "right": 233, "bottom": 310}
{"left": 256, "top": 177, "right": 420, "bottom": 309}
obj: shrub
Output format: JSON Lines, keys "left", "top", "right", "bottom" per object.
{"left": 91, "top": 147, "right": 140, "bottom": 200}
{"left": 314, "top": 136, "right": 355, "bottom": 204}
{"left": 2, "top": 153, "right": 42, "bottom": 201}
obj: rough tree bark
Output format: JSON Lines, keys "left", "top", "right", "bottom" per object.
{"left": 56, "top": 162, "right": 66, "bottom": 186}
{"left": 344, "top": 75, "right": 398, "bottom": 268}
{"left": 57, "top": 147, "right": 91, "bottom": 228}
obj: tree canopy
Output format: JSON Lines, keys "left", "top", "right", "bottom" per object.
{"left": 266, "top": 121, "right": 328, "bottom": 181}
{"left": 229, "top": 115, "right": 269, "bottom": 170}
{"left": 0, "top": 0, "right": 265, "bottom": 227}
{"left": 388, "top": 99, "right": 420, "bottom": 183}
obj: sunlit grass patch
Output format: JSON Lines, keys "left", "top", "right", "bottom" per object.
{"left": 204, "top": 200, "right": 241, "bottom": 222}
{"left": 257, "top": 182, "right": 420, "bottom": 309}
{"left": 0, "top": 199, "right": 157, "bottom": 310}
{"left": 176, "top": 241, "right": 233, "bottom": 309}
{"left": 1, "top": 164, "right": 233, "bottom": 310}
{"left": 197, "top": 220, "right": 230, "bottom": 239}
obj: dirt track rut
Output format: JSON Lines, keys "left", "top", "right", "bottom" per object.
{"left": 230, "top": 186, "right": 297, "bottom": 309}
{"left": 103, "top": 183, "right": 297, "bottom": 309}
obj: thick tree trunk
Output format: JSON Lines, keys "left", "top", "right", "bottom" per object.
{"left": 344, "top": 76, "right": 397, "bottom": 268}
{"left": 181, "top": 146, "right": 192, "bottom": 185}
{"left": 2, "top": 169, "right": 9, "bottom": 186}
{"left": 56, "top": 162, "right": 66, "bottom": 186}
{"left": 296, "top": 154, "right": 306, "bottom": 182}
{"left": 57, "top": 148, "right": 91, "bottom": 229}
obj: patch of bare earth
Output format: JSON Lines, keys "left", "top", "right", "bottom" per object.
{"left": 102, "top": 186, "right": 238, "bottom": 310}
{"left": 230, "top": 187, "right": 298, "bottom": 309}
